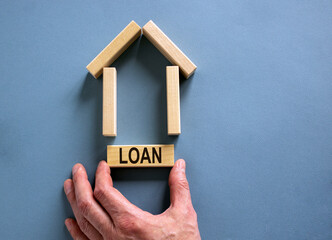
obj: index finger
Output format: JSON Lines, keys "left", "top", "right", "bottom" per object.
{"left": 72, "top": 163, "right": 114, "bottom": 236}
{"left": 94, "top": 161, "right": 142, "bottom": 217}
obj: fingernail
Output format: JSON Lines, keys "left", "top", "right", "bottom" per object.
{"left": 178, "top": 159, "right": 185, "bottom": 170}
{"left": 64, "top": 181, "right": 72, "bottom": 195}
{"left": 65, "top": 219, "right": 72, "bottom": 231}
{"left": 72, "top": 164, "right": 81, "bottom": 175}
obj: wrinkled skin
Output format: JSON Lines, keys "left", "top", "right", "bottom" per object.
{"left": 64, "top": 159, "right": 201, "bottom": 240}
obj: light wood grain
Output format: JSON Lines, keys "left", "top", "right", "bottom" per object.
{"left": 103, "top": 67, "right": 117, "bottom": 137}
{"left": 87, "top": 21, "right": 141, "bottom": 79}
{"left": 166, "top": 66, "right": 181, "bottom": 135}
{"left": 107, "top": 145, "right": 174, "bottom": 167}
{"left": 142, "top": 20, "right": 196, "bottom": 79}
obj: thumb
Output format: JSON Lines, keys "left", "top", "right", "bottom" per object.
{"left": 169, "top": 159, "right": 192, "bottom": 207}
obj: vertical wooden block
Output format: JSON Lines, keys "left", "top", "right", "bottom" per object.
{"left": 166, "top": 66, "right": 181, "bottom": 135}
{"left": 87, "top": 21, "right": 141, "bottom": 79}
{"left": 103, "top": 67, "right": 117, "bottom": 137}
{"left": 107, "top": 145, "right": 174, "bottom": 167}
{"left": 143, "top": 20, "right": 197, "bottom": 79}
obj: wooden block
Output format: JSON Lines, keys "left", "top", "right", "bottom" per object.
{"left": 166, "top": 66, "right": 181, "bottom": 135}
{"left": 142, "top": 20, "right": 197, "bottom": 79}
{"left": 107, "top": 145, "right": 174, "bottom": 167}
{"left": 86, "top": 21, "right": 141, "bottom": 79}
{"left": 103, "top": 68, "right": 117, "bottom": 136}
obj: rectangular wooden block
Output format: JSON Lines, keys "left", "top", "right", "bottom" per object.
{"left": 166, "top": 66, "right": 181, "bottom": 135}
{"left": 103, "top": 67, "right": 117, "bottom": 136}
{"left": 107, "top": 145, "right": 174, "bottom": 167}
{"left": 142, "top": 20, "right": 197, "bottom": 79}
{"left": 87, "top": 21, "right": 141, "bottom": 79}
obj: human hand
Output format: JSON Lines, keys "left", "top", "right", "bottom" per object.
{"left": 64, "top": 159, "right": 201, "bottom": 240}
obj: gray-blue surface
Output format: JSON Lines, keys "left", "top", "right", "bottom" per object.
{"left": 1, "top": 0, "right": 332, "bottom": 239}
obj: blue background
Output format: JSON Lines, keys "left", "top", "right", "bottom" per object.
{"left": 1, "top": 0, "right": 332, "bottom": 239}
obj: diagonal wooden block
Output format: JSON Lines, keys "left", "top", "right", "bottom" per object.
{"left": 87, "top": 21, "right": 141, "bottom": 79}
{"left": 103, "top": 67, "right": 117, "bottom": 137}
{"left": 143, "top": 20, "right": 197, "bottom": 79}
{"left": 166, "top": 66, "right": 181, "bottom": 135}
{"left": 107, "top": 145, "right": 174, "bottom": 167}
